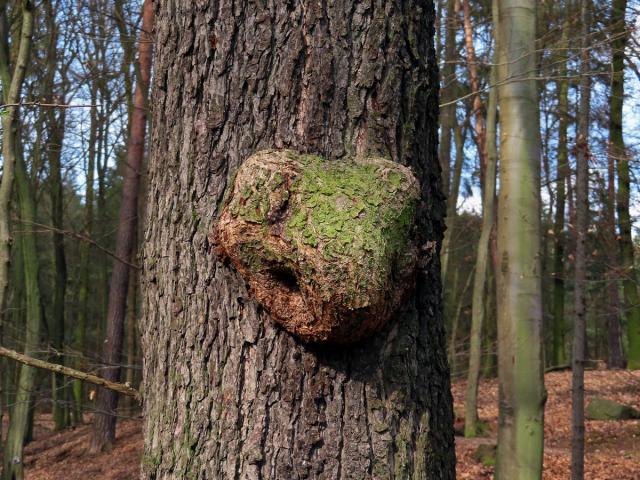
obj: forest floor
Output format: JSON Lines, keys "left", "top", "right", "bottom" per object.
{"left": 14, "top": 369, "right": 640, "bottom": 479}
{"left": 453, "top": 369, "right": 640, "bottom": 479}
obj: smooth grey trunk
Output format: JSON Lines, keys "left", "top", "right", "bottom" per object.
{"left": 494, "top": 0, "right": 546, "bottom": 478}
{"left": 140, "top": 1, "right": 455, "bottom": 478}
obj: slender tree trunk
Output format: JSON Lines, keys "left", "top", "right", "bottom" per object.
{"left": 552, "top": 11, "right": 569, "bottom": 367}
{"left": 113, "top": 0, "right": 134, "bottom": 125}
{"left": 439, "top": 0, "right": 457, "bottom": 197}
{"left": 439, "top": 0, "right": 459, "bottom": 304}
{"left": 605, "top": 146, "right": 624, "bottom": 368}
{"left": 3, "top": 151, "right": 42, "bottom": 480}
{"left": 441, "top": 124, "right": 464, "bottom": 288}
{"left": 0, "top": 3, "right": 35, "bottom": 479}
{"left": 48, "top": 106, "right": 68, "bottom": 430}
{"left": 448, "top": 266, "right": 460, "bottom": 371}
{"left": 72, "top": 82, "right": 97, "bottom": 424}
{"left": 481, "top": 262, "right": 497, "bottom": 377}
{"left": 571, "top": 1, "right": 590, "bottom": 477}
{"left": 0, "top": 0, "right": 34, "bottom": 348}
{"left": 465, "top": 46, "right": 498, "bottom": 438}
{"left": 122, "top": 260, "right": 137, "bottom": 414}
{"left": 90, "top": 0, "right": 153, "bottom": 453}
{"left": 141, "top": 1, "right": 455, "bottom": 478}
{"left": 494, "top": 0, "right": 545, "bottom": 478}
{"left": 40, "top": 0, "right": 70, "bottom": 430}
{"left": 449, "top": 265, "right": 474, "bottom": 376}
{"left": 458, "top": 0, "right": 487, "bottom": 180}
{"left": 610, "top": 0, "right": 639, "bottom": 369}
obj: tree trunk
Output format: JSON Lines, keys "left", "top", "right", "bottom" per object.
{"left": 140, "top": 1, "right": 455, "bottom": 478}
{"left": 605, "top": 146, "right": 624, "bottom": 368}
{"left": 0, "top": 0, "right": 34, "bottom": 350}
{"left": 40, "top": 0, "right": 70, "bottom": 430}
{"left": 551, "top": 9, "right": 569, "bottom": 368}
{"left": 458, "top": 0, "right": 487, "bottom": 181}
{"left": 90, "top": 0, "right": 153, "bottom": 453}
{"left": 441, "top": 123, "right": 464, "bottom": 289}
{"left": 610, "top": 0, "right": 639, "bottom": 370}
{"left": 439, "top": 0, "right": 458, "bottom": 197}
{"left": 0, "top": 3, "right": 36, "bottom": 479}
{"left": 465, "top": 42, "right": 497, "bottom": 438}
{"left": 123, "top": 260, "right": 138, "bottom": 414}
{"left": 3, "top": 150, "right": 42, "bottom": 480}
{"left": 494, "top": 0, "right": 546, "bottom": 478}
{"left": 72, "top": 80, "right": 97, "bottom": 424}
{"left": 571, "top": 1, "right": 590, "bottom": 477}
{"left": 48, "top": 105, "right": 69, "bottom": 430}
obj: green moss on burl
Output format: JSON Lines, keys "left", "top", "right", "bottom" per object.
{"left": 214, "top": 149, "right": 421, "bottom": 343}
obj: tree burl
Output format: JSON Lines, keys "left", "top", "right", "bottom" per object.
{"left": 212, "top": 149, "right": 421, "bottom": 343}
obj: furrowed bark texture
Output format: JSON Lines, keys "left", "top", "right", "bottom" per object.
{"left": 140, "top": 1, "right": 454, "bottom": 479}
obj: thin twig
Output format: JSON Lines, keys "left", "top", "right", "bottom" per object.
{"left": 0, "top": 346, "right": 142, "bottom": 403}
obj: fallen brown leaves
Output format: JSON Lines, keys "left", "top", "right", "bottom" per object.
{"left": 453, "top": 370, "right": 640, "bottom": 479}
{"left": 23, "top": 415, "right": 142, "bottom": 480}
{"left": 17, "top": 370, "right": 640, "bottom": 479}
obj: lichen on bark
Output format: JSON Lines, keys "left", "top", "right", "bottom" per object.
{"left": 212, "top": 149, "right": 421, "bottom": 343}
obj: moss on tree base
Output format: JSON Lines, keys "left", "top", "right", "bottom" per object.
{"left": 212, "top": 150, "right": 421, "bottom": 343}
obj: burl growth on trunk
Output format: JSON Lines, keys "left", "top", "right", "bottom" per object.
{"left": 212, "top": 150, "right": 421, "bottom": 343}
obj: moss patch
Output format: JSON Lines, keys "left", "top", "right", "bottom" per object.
{"left": 212, "top": 149, "right": 421, "bottom": 343}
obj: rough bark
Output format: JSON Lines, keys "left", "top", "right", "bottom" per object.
{"left": 571, "top": 1, "right": 590, "bottom": 477}
{"left": 494, "top": 0, "right": 546, "bottom": 478}
{"left": 90, "top": 0, "right": 153, "bottom": 453}
{"left": 141, "top": 1, "right": 455, "bottom": 478}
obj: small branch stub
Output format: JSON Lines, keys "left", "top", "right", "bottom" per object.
{"left": 212, "top": 150, "right": 421, "bottom": 343}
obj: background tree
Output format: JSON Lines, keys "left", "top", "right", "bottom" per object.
{"left": 494, "top": 0, "right": 546, "bottom": 477}
{"left": 0, "top": 2, "right": 36, "bottom": 478}
{"left": 610, "top": 0, "right": 639, "bottom": 369}
{"left": 91, "top": 0, "right": 153, "bottom": 453}
{"left": 571, "top": 0, "right": 591, "bottom": 476}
